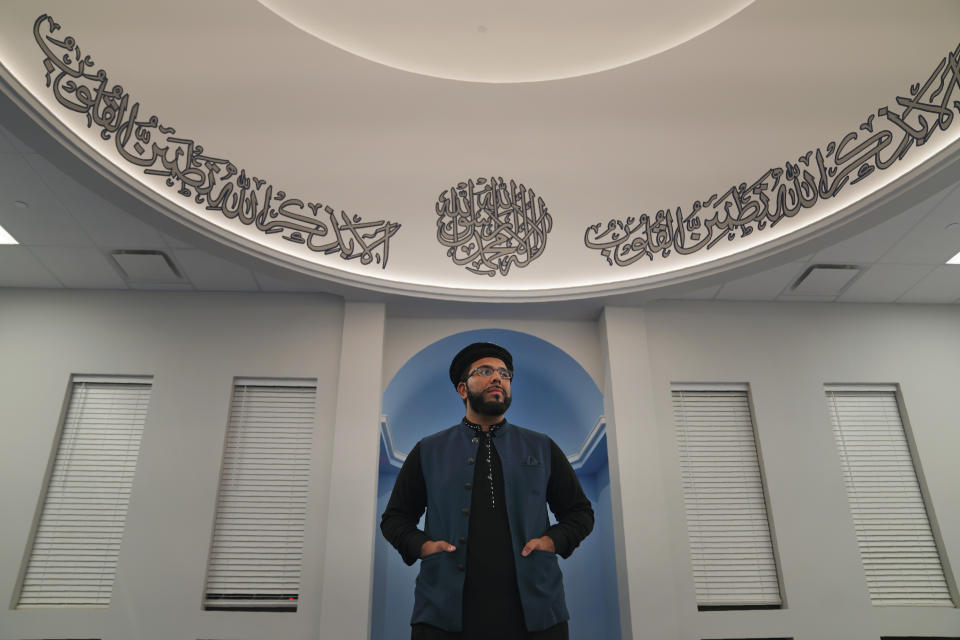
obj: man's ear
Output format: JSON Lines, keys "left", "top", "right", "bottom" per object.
{"left": 456, "top": 381, "right": 467, "bottom": 400}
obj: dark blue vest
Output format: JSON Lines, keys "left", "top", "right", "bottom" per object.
{"left": 412, "top": 422, "right": 569, "bottom": 632}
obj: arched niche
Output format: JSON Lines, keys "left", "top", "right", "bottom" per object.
{"left": 372, "top": 328, "right": 620, "bottom": 640}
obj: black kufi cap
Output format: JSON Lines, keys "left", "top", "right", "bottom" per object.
{"left": 449, "top": 342, "right": 513, "bottom": 387}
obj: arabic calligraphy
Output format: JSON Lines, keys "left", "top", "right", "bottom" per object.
{"left": 436, "top": 177, "right": 553, "bottom": 276}
{"left": 585, "top": 41, "right": 960, "bottom": 267}
{"left": 32, "top": 14, "right": 400, "bottom": 268}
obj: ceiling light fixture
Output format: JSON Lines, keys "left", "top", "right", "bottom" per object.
{"left": 13, "top": 200, "right": 28, "bottom": 208}
{"left": 947, "top": 250, "right": 960, "bottom": 265}
{"left": 0, "top": 223, "right": 19, "bottom": 245}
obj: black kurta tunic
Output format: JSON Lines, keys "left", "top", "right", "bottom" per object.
{"left": 381, "top": 420, "right": 594, "bottom": 640}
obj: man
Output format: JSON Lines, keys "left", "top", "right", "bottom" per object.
{"left": 381, "top": 342, "right": 594, "bottom": 640}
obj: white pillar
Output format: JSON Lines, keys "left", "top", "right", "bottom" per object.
{"left": 600, "top": 306, "right": 679, "bottom": 640}
{"left": 317, "top": 302, "right": 386, "bottom": 639}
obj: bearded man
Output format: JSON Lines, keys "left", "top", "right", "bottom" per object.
{"left": 380, "top": 342, "right": 594, "bottom": 640}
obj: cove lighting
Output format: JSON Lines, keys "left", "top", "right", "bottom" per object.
{"left": 0, "top": 224, "right": 18, "bottom": 245}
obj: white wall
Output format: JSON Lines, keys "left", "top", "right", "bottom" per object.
{"left": 1, "top": 292, "right": 958, "bottom": 640}
{"left": 0, "top": 290, "right": 344, "bottom": 640}
{"left": 608, "top": 301, "right": 960, "bottom": 640}
{"left": 318, "top": 302, "right": 386, "bottom": 640}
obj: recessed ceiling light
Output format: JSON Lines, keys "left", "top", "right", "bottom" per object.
{"left": 13, "top": 200, "right": 28, "bottom": 208}
{"left": 946, "top": 222, "right": 960, "bottom": 231}
{"left": 0, "top": 223, "right": 19, "bottom": 245}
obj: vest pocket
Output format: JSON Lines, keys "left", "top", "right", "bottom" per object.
{"left": 415, "top": 551, "right": 459, "bottom": 608}
{"left": 414, "top": 550, "right": 463, "bottom": 630}
{"left": 417, "top": 549, "right": 453, "bottom": 594}
{"left": 520, "top": 549, "right": 563, "bottom": 597}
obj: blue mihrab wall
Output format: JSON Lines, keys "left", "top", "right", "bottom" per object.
{"left": 373, "top": 329, "right": 620, "bottom": 640}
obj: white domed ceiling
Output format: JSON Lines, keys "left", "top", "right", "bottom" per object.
{"left": 258, "top": 0, "right": 755, "bottom": 83}
{"left": 0, "top": 1, "right": 958, "bottom": 302}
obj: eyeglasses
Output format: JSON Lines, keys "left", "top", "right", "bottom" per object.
{"left": 465, "top": 366, "right": 513, "bottom": 380}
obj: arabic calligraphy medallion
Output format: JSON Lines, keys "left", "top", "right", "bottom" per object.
{"left": 436, "top": 177, "right": 553, "bottom": 277}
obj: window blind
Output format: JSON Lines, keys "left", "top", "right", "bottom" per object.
{"left": 18, "top": 376, "right": 151, "bottom": 608}
{"left": 204, "top": 381, "right": 316, "bottom": 611}
{"left": 672, "top": 387, "right": 782, "bottom": 608}
{"left": 826, "top": 387, "right": 953, "bottom": 606}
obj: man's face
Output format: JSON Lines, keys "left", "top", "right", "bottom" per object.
{"left": 458, "top": 356, "right": 512, "bottom": 417}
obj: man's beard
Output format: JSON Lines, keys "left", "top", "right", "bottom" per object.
{"left": 466, "top": 386, "right": 512, "bottom": 417}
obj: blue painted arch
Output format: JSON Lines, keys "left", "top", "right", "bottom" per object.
{"left": 382, "top": 328, "right": 603, "bottom": 456}
{"left": 373, "top": 328, "right": 620, "bottom": 640}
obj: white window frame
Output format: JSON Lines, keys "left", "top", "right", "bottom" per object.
{"left": 672, "top": 383, "right": 784, "bottom": 609}
{"left": 826, "top": 384, "right": 957, "bottom": 606}
{"left": 16, "top": 374, "right": 151, "bottom": 608}
{"left": 203, "top": 377, "right": 317, "bottom": 611}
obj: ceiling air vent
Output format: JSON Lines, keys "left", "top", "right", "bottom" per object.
{"left": 789, "top": 264, "right": 861, "bottom": 296}
{"left": 110, "top": 250, "right": 182, "bottom": 284}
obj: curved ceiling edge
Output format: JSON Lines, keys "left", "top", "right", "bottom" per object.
{"left": 3, "top": 20, "right": 960, "bottom": 303}
{"left": 4, "top": 64, "right": 960, "bottom": 304}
